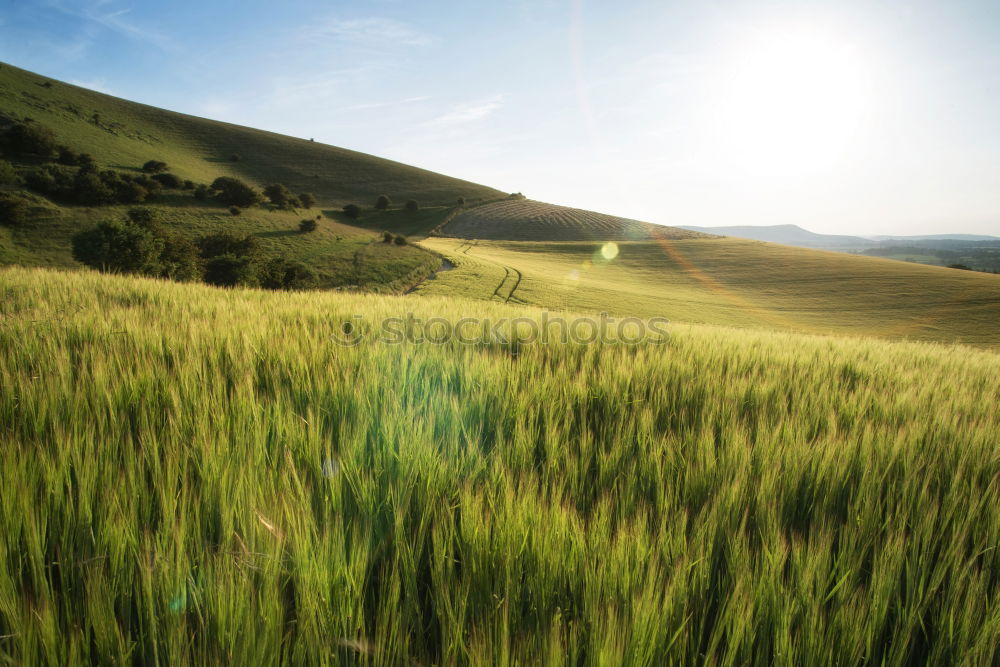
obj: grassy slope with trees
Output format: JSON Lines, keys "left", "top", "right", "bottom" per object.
{"left": 0, "top": 62, "right": 502, "bottom": 289}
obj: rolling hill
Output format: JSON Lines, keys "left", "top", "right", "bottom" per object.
{"left": 440, "top": 199, "right": 706, "bottom": 241}
{"left": 678, "top": 223, "right": 872, "bottom": 248}
{"left": 417, "top": 236, "right": 1000, "bottom": 348}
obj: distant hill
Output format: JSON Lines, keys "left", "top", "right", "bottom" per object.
{"left": 442, "top": 199, "right": 707, "bottom": 241}
{"left": 871, "top": 234, "right": 1000, "bottom": 242}
{"left": 678, "top": 224, "right": 872, "bottom": 248}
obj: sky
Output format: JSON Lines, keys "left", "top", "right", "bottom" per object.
{"left": 1, "top": 0, "right": 998, "bottom": 236}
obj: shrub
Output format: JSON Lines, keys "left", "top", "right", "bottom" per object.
{"left": 77, "top": 154, "right": 96, "bottom": 170}
{"left": 182, "top": 179, "right": 195, "bottom": 190}
{"left": 210, "top": 177, "right": 259, "bottom": 207}
{"left": 193, "top": 184, "right": 209, "bottom": 200}
{"left": 3, "top": 122, "right": 58, "bottom": 159}
{"left": 259, "top": 258, "right": 316, "bottom": 290}
{"left": 948, "top": 264, "right": 973, "bottom": 271}
{"left": 263, "top": 183, "right": 297, "bottom": 209}
{"left": 404, "top": 199, "right": 419, "bottom": 212}
{"left": 393, "top": 234, "right": 408, "bottom": 245}
{"left": 0, "top": 193, "right": 30, "bottom": 227}
{"left": 0, "top": 160, "right": 22, "bottom": 187}
{"left": 229, "top": 206, "right": 242, "bottom": 216}
{"left": 71, "top": 220, "right": 164, "bottom": 274}
{"left": 343, "top": 204, "right": 361, "bottom": 219}
{"left": 72, "top": 171, "right": 116, "bottom": 206}
{"left": 382, "top": 230, "right": 393, "bottom": 243}
{"left": 457, "top": 196, "right": 466, "bottom": 206}
{"left": 298, "top": 193, "right": 316, "bottom": 209}
{"left": 198, "top": 232, "right": 259, "bottom": 259}
{"left": 142, "top": 160, "right": 168, "bottom": 173}
{"left": 375, "top": 194, "right": 391, "bottom": 210}
{"left": 158, "top": 235, "right": 202, "bottom": 282}
{"left": 203, "top": 254, "right": 257, "bottom": 287}
{"left": 126, "top": 207, "right": 158, "bottom": 229}
{"left": 151, "top": 173, "right": 183, "bottom": 189}
{"left": 117, "top": 182, "right": 149, "bottom": 204}
{"left": 230, "top": 153, "right": 241, "bottom": 162}
{"left": 57, "top": 146, "right": 80, "bottom": 166}
{"left": 299, "top": 218, "right": 317, "bottom": 233}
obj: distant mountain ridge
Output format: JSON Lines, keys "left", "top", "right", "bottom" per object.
{"left": 678, "top": 224, "right": 999, "bottom": 248}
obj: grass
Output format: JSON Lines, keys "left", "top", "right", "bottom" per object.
{"left": 417, "top": 237, "right": 1000, "bottom": 348}
{"left": 440, "top": 199, "right": 706, "bottom": 241}
{"left": 0, "top": 265, "right": 998, "bottom": 664}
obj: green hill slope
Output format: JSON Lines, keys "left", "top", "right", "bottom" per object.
{"left": 418, "top": 237, "right": 1000, "bottom": 348}
{"left": 0, "top": 62, "right": 502, "bottom": 206}
{"left": 0, "top": 265, "right": 997, "bottom": 663}
{"left": 440, "top": 198, "right": 706, "bottom": 241}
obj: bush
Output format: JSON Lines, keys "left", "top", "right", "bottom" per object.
{"left": 77, "top": 154, "right": 96, "bottom": 170}
{"left": 375, "top": 194, "right": 391, "bottom": 210}
{"left": 229, "top": 206, "right": 242, "bottom": 216}
{"left": 948, "top": 264, "right": 973, "bottom": 271}
{"left": 142, "top": 160, "right": 169, "bottom": 173}
{"left": 210, "top": 177, "right": 259, "bottom": 207}
{"left": 203, "top": 254, "right": 257, "bottom": 287}
{"left": 71, "top": 220, "right": 164, "bottom": 274}
{"left": 299, "top": 218, "right": 317, "bottom": 233}
{"left": 0, "top": 160, "right": 22, "bottom": 187}
{"left": 117, "top": 182, "right": 150, "bottom": 204}
{"left": 72, "top": 171, "right": 116, "bottom": 206}
{"left": 393, "top": 234, "right": 408, "bottom": 245}
{"left": 404, "top": 199, "right": 419, "bottom": 212}
{"left": 182, "top": 179, "right": 195, "bottom": 190}
{"left": 259, "top": 258, "right": 316, "bottom": 290}
{"left": 57, "top": 146, "right": 80, "bottom": 166}
{"left": 198, "top": 232, "right": 259, "bottom": 259}
{"left": 382, "top": 230, "right": 393, "bottom": 243}
{"left": 151, "top": 173, "right": 182, "bottom": 189}
{"left": 229, "top": 153, "right": 241, "bottom": 162}
{"left": 457, "top": 196, "right": 466, "bottom": 206}
{"left": 3, "top": 122, "right": 58, "bottom": 159}
{"left": 193, "top": 184, "right": 209, "bottom": 200}
{"left": 158, "top": 235, "right": 202, "bottom": 282}
{"left": 0, "top": 193, "right": 30, "bottom": 227}
{"left": 126, "top": 207, "right": 159, "bottom": 229}
{"left": 263, "top": 183, "right": 297, "bottom": 209}
{"left": 342, "top": 203, "right": 361, "bottom": 219}
{"left": 299, "top": 193, "right": 316, "bottom": 209}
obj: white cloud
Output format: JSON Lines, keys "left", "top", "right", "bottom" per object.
{"left": 299, "top": 17, "right": 431, "bottom": 47}
{"left": 424, "top": 95, "right": 505, "bottom": 128}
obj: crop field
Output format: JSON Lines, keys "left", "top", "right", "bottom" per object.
{"left": 417, "top": 237, "right": 1000, "bottom": 348}
{"left": 439, "top": 199, "right": 708, "bottom": 241}
{"left": 0, "top": 266, "right": 998, "bottom": 664}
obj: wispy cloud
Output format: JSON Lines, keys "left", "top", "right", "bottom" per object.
{"left": 424, "top": 95, "right": 505, "bottom": 128}
{"left": 41, "top": 0, "right": 177, "bottom": 53}
{"left": 299, "top": 17, "right": 431, "bottom": 47}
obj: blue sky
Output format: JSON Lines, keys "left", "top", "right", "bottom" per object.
{"left": 2, "top": 0, "right": 999, "bottom": 235}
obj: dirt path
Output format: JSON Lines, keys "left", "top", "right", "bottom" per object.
{"left": 404, "top": 257, "right": 455, "bottom": 294}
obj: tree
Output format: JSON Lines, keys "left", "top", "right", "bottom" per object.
{"left": 151, "top": 173, "right": 182, "bottom": 189}
{"left": 393, "top": 234, "right": 408, "bottom": 245}
{"left": 71, "top": 220, "right": 164, "bottom": 274}
{"left": 263, "top": 183, "right": 296, "bottom": 209}
{"left": 299, "top": 218, "right": 318, "bottom": 233}
{"left": 382, "top": 230, "right": 393, "bottom": 243}
{"left": 72, "top": 171, "right": 116, "bottom": 206}
{"left": 142, "top": 160, "right": 169, "bottom": 173}
{"left": 0, "top": 194, "right": 30, "bottom": 227}
{"left": 0, "top": 160, "right": 22, "bottom": 187}
{"left": 197, "top": 232, "right": 259, "bottom": 259}
{"left": 343, "top": 203, "right": 361, "bottom": 219}
{"left": 203, "top": 254, "right": 257, "bottom": 287}
{"left": 126, "top": 207, "right": 159, "bottom": 229}
{"left": 3, "top": 122, "right": 58, "bottom": 159}
{"left": 375, "top": 194, "right": 391, "bottom": 210}
{"left": 259, "top": 257, "right": 316, "bottom": 290}
{"left": 158, "top": 235, "right": 202, "bottom": 281}
{"left": 404, "top": 199, "right": 419, "bottom": 212}
{"left": 194, "top": 184, "right": 210, "bottom": 200}
{"left": 210, "top": 177, "right": 259, "bottom": 207}
{"left": 298, "top": 192, "right": 316, "bottom": 209}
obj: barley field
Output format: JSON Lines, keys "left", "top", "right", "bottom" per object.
{"left": 1, "top": 266, "right": 998, "bottom": 664}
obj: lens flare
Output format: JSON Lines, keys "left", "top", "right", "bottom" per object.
{"left": 601, "top": 243, "right": 619, "bottom": 260}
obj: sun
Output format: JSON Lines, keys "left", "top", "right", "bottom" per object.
{"left": 703, "top": 25, "right": 869, "bottom": 185}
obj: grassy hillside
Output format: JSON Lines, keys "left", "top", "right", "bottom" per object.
{"left": 0, "top": 265, "right": 997, "bottom": 664}
{"left": 417, "top": 237, "right": 1000, "bottom": 348}
{"left": 440, "top": 199, "right": 706, "bottom": 241}
{"left": 0, "top": 63, "right": 502, "bottom": 206}
{"left": 0, "top": 62, "right": 504, "bottom": 289}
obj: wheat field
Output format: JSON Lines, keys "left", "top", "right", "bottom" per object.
{"left": 1, "top": 266, "right": 997, "bottom": 664}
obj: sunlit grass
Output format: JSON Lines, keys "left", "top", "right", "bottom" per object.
{"left": 1, "top": 266, "right": 997, "bottom": 664}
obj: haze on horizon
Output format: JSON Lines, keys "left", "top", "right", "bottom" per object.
{"left": 2, "top": 0, "right": 998, "bottom": 237}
